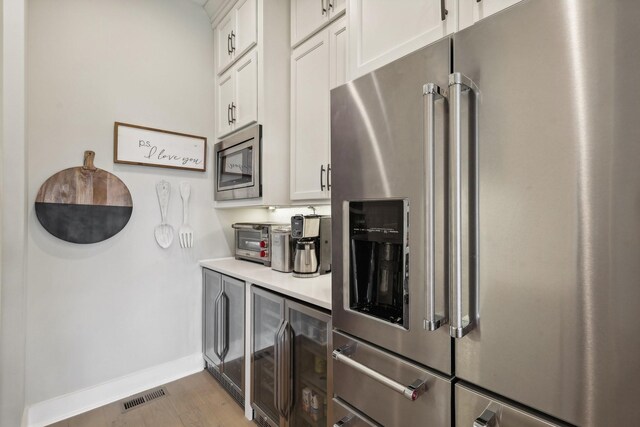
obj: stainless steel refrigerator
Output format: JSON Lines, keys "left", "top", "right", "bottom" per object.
{"left": 330, "top": 0, "right": 640, "bottom": 426}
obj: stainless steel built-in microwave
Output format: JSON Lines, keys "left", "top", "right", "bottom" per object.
{"left": 214, "top": 124, "right": 261, "bottom": 201}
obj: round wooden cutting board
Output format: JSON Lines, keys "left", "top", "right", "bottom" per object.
{"left": 35, "top": 151, "right": 133, "bottom": 244}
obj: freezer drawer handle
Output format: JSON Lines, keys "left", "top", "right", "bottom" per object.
{"left": 332, "top": 346, "right": 427, "bottom": 401}
{"left": 423, "top": 83, "right": 448, "bottom": 332}
{"left": 448, "top": 72, "right": 479, "bottom": 339}
{"left": 473, "top": 408, "right": 498, "bottom": 427}
{"left": 333, "top": 414, "right": 355, "bottom": 427}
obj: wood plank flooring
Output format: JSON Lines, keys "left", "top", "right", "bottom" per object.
{"left": 48, "top": 371, "right": 254, "bottom": 427}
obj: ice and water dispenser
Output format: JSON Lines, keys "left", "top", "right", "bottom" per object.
{"left": 348, "top": 200, "right": 408, "bottom": 328}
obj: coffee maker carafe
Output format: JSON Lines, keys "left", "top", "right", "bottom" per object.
{"left": 293, "top": 238, "right": 319, "bottom": 277}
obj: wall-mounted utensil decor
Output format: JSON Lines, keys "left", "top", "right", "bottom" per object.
{"left": 114, "top": 122, "right": 206, "bottom": 172}
{"left": 35, "top": 151, "right": 133, "bottom": 244}
{"left": 178, "top": 182, "right": 193, "bottom": 248}
{"left": 154, "top": 180, "right": 174, "bottom": 249}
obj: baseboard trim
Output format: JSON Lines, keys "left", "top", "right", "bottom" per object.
{"left": 26, "top": 353, "right": 204, "bottom": 427}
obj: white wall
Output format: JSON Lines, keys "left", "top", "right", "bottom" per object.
{"left": 1, "top": 0, "right": 28, "bottom": 426}
{"left": 25, "top": 0, "right": 268, "bottom": 415}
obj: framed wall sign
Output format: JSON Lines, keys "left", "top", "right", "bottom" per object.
{"left": 114, "top": 122, "right": 207, "bottom": 172}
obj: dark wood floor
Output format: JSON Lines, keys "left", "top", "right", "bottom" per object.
{"left": 48, "top": 371, "right": 254, "bottom": 427}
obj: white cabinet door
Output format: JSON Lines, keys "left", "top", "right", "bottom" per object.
{"left": 348, "top": 0, "right": 457, "bottom": 79}
{"left": 459, "top": 0, "right": 523, "bottom": 29}
{"left": 328, "top": 0, "right": 346, "bottom": 18}
{"left": 234, "top": 0, "right": 257, "bottom": 60}
{"left": 329, "top": 16, "right": 347, "bottom": 89}
{"left": 291, "top": 30, "right": 331, "bottom": 200}
{"left": 234, "top": 50, "right": 258, "bottom": 131}
{"left": 217, "top": 12, "right": 235, "bottom": 75}
{"left": 291, "top": 0, "right": 329, "bottom": 47}
{"left": 473, "top": 0, "right": 522, "bottom": 21}
{"left": 217, "top": 70, "right": 235, "bottom": 138}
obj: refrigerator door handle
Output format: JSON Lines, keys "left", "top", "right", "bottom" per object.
{"left": 423, "top": 83, "right": 448, "bottom": 332}
{"left": 448, "top": 72, "right": 479, "bottom": 339}
{"left": 332, "top": 345, "right": 427, "bottom": 401}
{"left": 473, "top": 406, "right": 499, "bottom": 427}
{"left": 213, "top": 290, "right": 223, "bottom": 360}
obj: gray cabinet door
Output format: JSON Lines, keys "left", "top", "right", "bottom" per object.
{"left": 452, "top": 1, "right": 640, "bottom": 426}
{"left": 221, "top": 275, "right": 245, "bottom": 396}
{"left": 203, "top": 269, "right": 223, "bottom": 369}
{"left": 286, "top": 300, "right": 332, "bottom": 427}
{"left": 251, "top": 286, "right": 285, "bottom": 426}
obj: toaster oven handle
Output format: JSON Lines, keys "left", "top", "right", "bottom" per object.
{"left": 448, "top": 72, "right": 479, "bottom": 339}
{"left": 423, "top": 83, "right": 447, "bottom": 332}
{"left": 332, "top": 346, "right": 427, "bottom": 401}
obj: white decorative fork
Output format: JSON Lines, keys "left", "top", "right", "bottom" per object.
{"left": 178, "top": 182, "right": 194, "bottom": 248}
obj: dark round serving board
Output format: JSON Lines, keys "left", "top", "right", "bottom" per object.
{"left": 35, "top": 151, "right": 133, "bottom": 244}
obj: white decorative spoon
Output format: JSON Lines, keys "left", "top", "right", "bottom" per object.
{"left": 154, "top": 180, "right": 174, "bottom": 249}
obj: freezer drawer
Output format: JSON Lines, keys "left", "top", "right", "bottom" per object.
{"left": 455, "top": 384, "right": 566, "bottom": 427}
{"left": 332, "top": 331, "right": 451, "bottom": 427}
{"left": 333, "top": 397, "right": 379, "bottom": 427}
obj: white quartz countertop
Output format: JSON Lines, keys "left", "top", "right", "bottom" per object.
{"left": 199, "top": 257, "right": 332, "bottom": 310}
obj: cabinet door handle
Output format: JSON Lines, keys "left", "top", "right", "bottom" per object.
{"left": 440, "top": 0, "right": 448, "bottom": 21}
{"left": 231, "top": 30, "right": 236, "bottom": 52}
{"left": 220, "top": 292, "right": 230, "bottom": 359}
{"left": 321, "top": 0, "right": 327, "bottom": 15}
{"left": 227, "top": 104, "right": 232, "bottom": 125}
{"left": 320, "top": 164, "right": 326, "bottom": 191}
{"left": 213, "top": 290, "right": 223, "bottom": 360}
{"left": 283, "top": 321, "right": 294, "bottom": 416}
{"left": 328, "top": 0, "right": 334, "bottom": 11}
{"left": 227, "top": 33, "right": 232, "bottom": 55}
{"left": 231, "top": 102, "right": 236, "bottom": 123}
{"left": 327, "top": 163, "right": 332, "bottom": 190}
{"left": 273, "top": 320, "right": 285, "bottom": 414}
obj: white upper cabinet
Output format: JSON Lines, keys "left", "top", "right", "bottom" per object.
{"left": 291, "top": 0, "right": 346, "bottom": 47}
{"left": 216, "top": 0, "right": 257, "bottom": 75}
{"left": 217, "top": 50, "right": 258, "bottom": 138}
{"left": 459, "top": 0, "right": 524, "bottom": 30}
{"left": 217, "top": 71, "right": 234, "bottom": 138}
{"left": 233, "top": 50, "right": 258, "bottom": 131}
{"left": 348, "top": 0, "right": 457, "bottom": 80}
{"left": 329, "top": 17, "right": 347, "bottom": 89}
{"left": 290, "top": 17, "right": 346, "bottom": 201}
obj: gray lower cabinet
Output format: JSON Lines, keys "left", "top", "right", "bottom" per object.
{"left": 251, "top": 286, "right": 332, "bottom": 427}
{"left": 455, "top": 383, "right": 564, "bottom": 427}
{"left": 203, "top": 268, "right": 245, "bottom": 406}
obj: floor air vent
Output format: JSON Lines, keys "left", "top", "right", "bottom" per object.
{"left": 121, "top": 387, "right": 168, "bottom": 412}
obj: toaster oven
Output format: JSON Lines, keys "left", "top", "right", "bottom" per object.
{"left": 232, "top": 222, "right": 288, "bottom": 266}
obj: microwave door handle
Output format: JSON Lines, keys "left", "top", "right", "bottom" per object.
{"left": 448, "top": 72, "right": 479, "bottom": 339}
{"left": 423, "top": 83, "right": 447, "bottom": 331}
